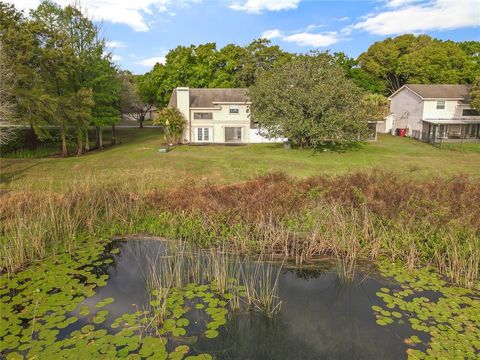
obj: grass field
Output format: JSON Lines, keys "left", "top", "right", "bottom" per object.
{"left": 2, "top": 127, "right": 480, "bottom": 191}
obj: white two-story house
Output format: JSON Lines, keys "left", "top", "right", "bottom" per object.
{"left": 385, "top": 84, "right": 480, "bottom": 143}
{"left": 167, "top": 87, "right": 285, "bottom": 144}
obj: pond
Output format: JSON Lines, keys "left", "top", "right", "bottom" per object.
{"left": 1, "top": 238, "right": 479, "bottom": 359}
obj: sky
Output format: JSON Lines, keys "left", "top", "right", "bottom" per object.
{"left": 10, "top": 0, "right": 480, "bottom": 74}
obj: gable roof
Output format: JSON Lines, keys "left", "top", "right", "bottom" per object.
{"left": 168, "top": 88, "right": 250, "bottom": 108}
{"left": 389, "top": 84, "right": 471, "bottom": 103}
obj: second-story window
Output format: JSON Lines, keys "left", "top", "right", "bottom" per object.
{"left": 229, "top": 106, "right": 239, "bottom": 114}
{"left": 194, "top": 112, "right": 213, "bottom": 119}
{"left": 436, "top": 101, "right": 446, "bottom": 110}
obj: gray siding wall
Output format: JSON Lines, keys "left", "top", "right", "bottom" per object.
{"left": 390, "top": 88, "right": 424, "bottom": 134}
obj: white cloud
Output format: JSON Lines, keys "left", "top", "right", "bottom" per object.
{"left": 305, "top": 24, "right": 324, "bottom": 31}
{"left": 337, "top": 16, "right": 349, "bottom": 21}
{"left": 385, "top": 0, "right": 422, "bottom": 8}
{"left": 355, "top": 0, "right": 480, "bottom": 35}
{"left": 282, "top": 32, "right": 339, "bottom": 47}
{"left": 111, "top": 54, "right": 123, "bottom": 62}
{"left": 106, "top": 40, "right": 127, "bottom": 48}
{"left": 8, "top": 0, "right": 189, "bottom": 32}
{"left": 136, "top": 56, "right": 166, "bottom": 67}
{"left": 230, "top": 0, "right": 300, "bottom": 13}
{"left": 261, "top": 29, "right": 282, "bottom": 39}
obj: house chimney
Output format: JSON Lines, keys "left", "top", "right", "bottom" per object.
{"left": 176, "top": 87, "right": 190, "bottom": 120}
{"left": 175, "top": 87, "right": 190, "bottom": 142}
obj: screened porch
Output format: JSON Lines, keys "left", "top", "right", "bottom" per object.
{"left": 419, "top": 119, "right": 480, "bottom": 144}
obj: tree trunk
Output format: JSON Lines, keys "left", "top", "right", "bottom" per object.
{"left": 99, "top": 127, "right": 103, "bottom": 150}
{"left": 95, "top": 126, "right": 100, "bottom": 148}
{"left": 85, "top": 128, "right": 90, "bottom": 152}
{"left": 61, "top": 129, "right": 68, "bottom": 157}
{"left": 139, "top": 115, "right": 144, "bottom": 128}
{"left": 76, "top": 127, "right": 83, "bottom": 156}
{"left": 111, "top": 124, "right": 116, "bottom": 145}
{"left": 28, "top": 123, "right": 38, "bottom": 150}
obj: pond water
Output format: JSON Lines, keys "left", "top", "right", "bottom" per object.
{"left": 2, "top": 238, "right": 478, "bottom": 359}
{"left": 79, "top": 239, "right": 411, "bottom": 359}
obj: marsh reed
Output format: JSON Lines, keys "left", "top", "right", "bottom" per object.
{"left": 143, "top": 241, "right": 282, "bottom": 320}
{"left": 1, "top": 171, "right": 479, "bottom": 287}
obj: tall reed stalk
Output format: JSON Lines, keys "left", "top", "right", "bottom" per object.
{"left": 1, "top": 171, "right": 479, "bottom": 287}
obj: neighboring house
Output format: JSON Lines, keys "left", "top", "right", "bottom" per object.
{"left": 385, "top": 84, "right": 480, "bottom": 143}
{"left": 168, "top": 87, "right": 286, "bottom": 144}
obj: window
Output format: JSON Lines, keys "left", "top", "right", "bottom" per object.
{"left": 462, "top": 109, "right": 480, "bottom": 116}
{"left": 225, "top": 127, "right": 242, "bottom": 142}
{"left": 229, "top": 106, "right": 239, "bottom": 114}
{"left": 194, "top": 112, "right": 213, "bottom": 120}
{"left": 196, "top": 128, "right": 210, "bottom": 142}
{"left": 436, "top": 101, "right": 446, "bottom": 110}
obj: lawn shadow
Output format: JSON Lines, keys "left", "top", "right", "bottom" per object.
{"left": 312, "top": 141, "right": 366, "bottom": 154}
{"left": 0, "top": 160, "right": 40, "bottom": 187}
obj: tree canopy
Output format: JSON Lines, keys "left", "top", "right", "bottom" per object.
{"left": 470, "top": 77, "right": 480, "bottom": 112}
{"left": 358, "top": 35, "right": 479, "bottom": 95}
{"left": 142, "top": 39, "right": 292, "bottom": 107}
{"left": 0, "top": 0, "right": 120, "bottom": 156}
{"left": 249, "top": 52, "right": 370, "bottom": 150}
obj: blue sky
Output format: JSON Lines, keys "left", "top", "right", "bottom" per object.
{"left": 13, "top": 0, "right": 480, "bottom": 74}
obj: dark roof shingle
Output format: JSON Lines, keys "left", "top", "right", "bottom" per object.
{"left": 168, "top": 88, "right": 249, "bottom": 108}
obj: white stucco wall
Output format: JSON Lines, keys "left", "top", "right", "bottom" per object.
{"left": 422, "top": 100, "right": 458, "bottom": 119}
{"left": 389, "top": 88, "right": 424, "bottom": 135}
{"left": 190, "top": 104, "right": 251, "bottom": 143}
{"left": 249, "top": 129, "right": 287, "bottom": 143}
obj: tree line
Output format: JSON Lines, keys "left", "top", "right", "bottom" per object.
{"left": 141, "top": 34, "right": 479, "bottom": 106}
{"left": 1, "top": 0, "right": 478, "bottom": 155}
{"left": 0, "top": 1, "right": 122, "bottom": 156}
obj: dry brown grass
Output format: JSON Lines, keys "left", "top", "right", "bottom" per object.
{"left": 1, "top": 171, "right": 479, "bottom": 286}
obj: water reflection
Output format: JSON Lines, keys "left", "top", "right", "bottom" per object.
{"left": 89, "top": 239, "right": 410, "bottom": 359}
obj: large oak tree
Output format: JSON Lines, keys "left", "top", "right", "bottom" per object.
{"left": 249, "top": 52, "right": 370, "bottom": 150}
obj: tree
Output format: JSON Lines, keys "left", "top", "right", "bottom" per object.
{"left": 142, "top": 39, "right": 292, "bottom": 107}
{"left": 333, "top": 52, "right": 385, "bottom": 94}
{"left": 458, "top": 41, "right": 480, "bottom": 67}
{"left": 0, "top": 40, "right": 15, "bottom": 145}
{"left": 470, "top": 77, "right": 480, "bottom": 111}
{"left": 397, "top": 41, "right": 477, "bottom": 85}
{"left": 91, "top": 55, "right": 121, "bottom": 149}
{"left": 0, "top": 41, "right": 13, "bottom": 123}
{"left": 2, "top": 1, "right": 120, "bottom": 155}
{"left": 154, "top": 107, "right": 187, "bottom": 145}
{"left": 249, "top": 52, "right": 369, "bottom": 150}
{"left": 237, "top": 38, "right": 292, "bottom": 87}
{"left": 358, "top": 35, "right": 479, "bottom": 95}
{"left": 361, "top": 93, "right": 389, "bottom": 121}
{"left": 30, "top": 0, "right": 80, "bottom": 156}
{"left": 119, "top": 71, "right": 152, "bottom": 128}
{"left": 0, "top": 2, "right": 53, "bottom": 148}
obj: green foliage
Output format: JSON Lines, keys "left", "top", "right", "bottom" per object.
{"left": 249, "top": 52, "right": 370, "bottom": 150}
{"left": 154, "top": 107, "right": 187, "bottom": 144}
{"left": 375, "top": 262, "right": 480, "bottom": 359}
{"left": 359, "top": 35, "right": 479, "bottom": 94}
{"left": 142, "top": 39, "right": 291, "bottom": 107}
{"left": 362, "top": 93, "right": 389, "bottom": 121}
{"left": 0, "top": 0, "right": 120, "bottom": 156}
{"left": 333, "top": 52, "right": 385, "bottom": 94}
{"left": 469, "top": 76, "right": 480, "bottom": 111}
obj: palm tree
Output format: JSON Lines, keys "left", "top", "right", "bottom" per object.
{"left": 154, "top": 107, "right": 187, "bottom": 146}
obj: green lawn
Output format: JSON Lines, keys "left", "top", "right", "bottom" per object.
{"left": 2, "top": 128, "right": 480, "bottom": 191}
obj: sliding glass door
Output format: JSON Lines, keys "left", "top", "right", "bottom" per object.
{"left": 225, "top": 127, "right": 242, "bottom": 143}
